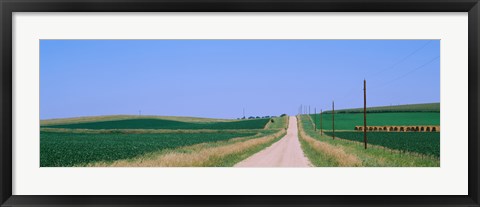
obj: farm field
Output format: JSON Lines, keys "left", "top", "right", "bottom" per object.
{"left": 42, "top": 118, "right": 270, "bottom": 130}
{"left": 323, "top": 131, "right": 439, "bottom": 157}
{"left": 322, "top": 102, "right": 439, "bottom": 113}
{"left": 40, "top": 115, "right": 231, "bottom": 126}
{"left": 41, "top": 131, "right": 256, "bottom": 167}
{"left": 305, "top": 103, "right": 440, "bottom": 158}
{"left": 310, "top": 112, "right": 439, "bottom": 130}
{"left": 40, "top": 116, "right": 287, "bottom": 167}
{"left": 297, "top": 115, "right": 439, "bottom": 167}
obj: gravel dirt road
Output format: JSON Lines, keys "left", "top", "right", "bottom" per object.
{"left": 234, "top": 116, "right": 312, "bottom": 167}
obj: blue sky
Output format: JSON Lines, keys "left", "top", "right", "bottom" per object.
{"left": 40, "top": 40, "right": 440, "bottom": 119}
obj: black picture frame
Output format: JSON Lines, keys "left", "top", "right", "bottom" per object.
{"left": 1, "top": 0, "right": 479, "bottom": 206}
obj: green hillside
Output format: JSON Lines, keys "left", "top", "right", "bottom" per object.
{"left": 322, "top": 103, "right": 439, "bottom": 114}
{"left": 40, "top": 115, "right": 230, "bottom": 126}
{"left": 310, "top": 112, "right": 439, "bottom": 130}
{"left": 42, "top": 118, "right": 271, "bottom": 130}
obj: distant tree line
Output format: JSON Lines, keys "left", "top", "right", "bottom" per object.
{"left": 237, "top": 114, "right": 286, "bottom": 120}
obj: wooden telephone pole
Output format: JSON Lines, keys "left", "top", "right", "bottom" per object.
{"left": 332, "top": 101, "right": 335, "bottom": 140}
{"left": 364, "top": 79, "right": 368, "bottom": 149}
{"left": 314, "top": 108, "right": 317, "bottom": 131}
{"left": 320, "top": 109, "right": 323, "bottom": 135}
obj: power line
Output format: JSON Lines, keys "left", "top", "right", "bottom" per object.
{"left": 367, "top": 40, "right": 433, "bottom": 79}
{"left": 335, "top": 41, "right": 433, "bottom": 104}
{"left": 316, "top": 55, "right": 439, "bottom": 113}
{"left": 372, "top": 55, "right": 439, "bottom": 90}
{"left": 301, "top": 42, "right": 438, "bottom": 114}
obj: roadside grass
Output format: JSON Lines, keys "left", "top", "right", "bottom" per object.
{"left": 88, "top": 129, "right": 286, "bottom": 167}
{"left": 299, "top": 137, "right": 336, "bottom": 166}
{"left": 211, "top": 130, "right": 286, "bottom": 167}
{"left": 298, "top": 117, "right": 361, "bottom": 167}
{"left": 298, "top": 115, "right": 439, "bottom": 167}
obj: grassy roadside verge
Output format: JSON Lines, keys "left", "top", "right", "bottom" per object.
{"left": 298, "top": 115, "right": 439, "bottom": 167}
{"left": 298, "top": 116, "right": 361, "bottom": 167}
{"left": 87, "top": 129, "right": 286, "bottom": 167}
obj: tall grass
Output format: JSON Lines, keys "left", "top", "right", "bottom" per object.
{"left": 298, "top": 116, "right": 361, "bottom": 167}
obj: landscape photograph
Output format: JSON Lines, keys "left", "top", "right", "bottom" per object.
{"left": 40, "top": 39, "right": 440, "bottom": 167}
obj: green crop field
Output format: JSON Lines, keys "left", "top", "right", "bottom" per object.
{"left": 40, "top": 131, "right": 257, "bottom": 167}
{"left": 304, "top": 103, "right": 441, "bottom": 160}
{"left": 40, "top": 115, "right": 231, "bottom": 126}
{"left": 323, "top": 131, "right": 440, "bottom": 157}
{"left": 322, "top": 102, "right": 439, "bottom": 114}
{"left": 310, "top": 112, "right": 439, "bottom": 130}
{"left": 42, "top": 118, "right": 270, "bottom": 130}
{"left": 40, "top": 116, "right": 283, "bottom": 167}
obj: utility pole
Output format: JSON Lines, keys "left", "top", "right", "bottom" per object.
{"left": 364, "top": 79, "right": 368, "bottom": 149}
{"left": 309, "top": 106, "right": 311, "bottom": 115}
{"left": 243, "top": 108, "right": 245, "bottom": 119}
{"left": 314, "top": 108, "right": 317, "bottom": 131}
{"left": 332, "top": 101, "right": 335, "bottom": 140}
{"left": 320, "top": 109, "right": 323, "bottom": 135}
